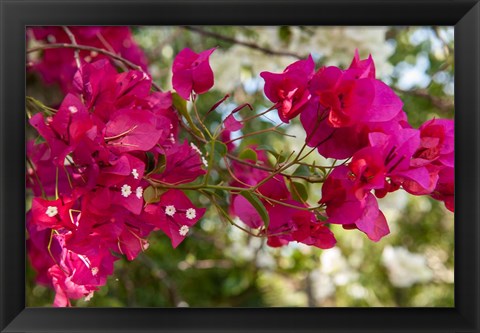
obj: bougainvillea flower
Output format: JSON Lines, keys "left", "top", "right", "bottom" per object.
{"left": 260, "top": 55, "right": 315, "bottom": 122}
{"left": 31, "top": 196, "right": 77, "bottom": 231}
{"left": 144, "top": 190, "right": 206, "bottom": 248}
{"left": 369, "top": 128, "right": 439, "bottom": 195}
{"left": 412, "top": 118, "right": 454, "bottom": 168}
{"left": 29, "top": 94, "right": 95, "bottom": 166}
{"left": 172, "top": 48, "right": 216, "bottom": 100}
{"left": 320, "top": 165, "right": 390, "bottom": 241}
{"left": 347, "top": 49, "right": 376, "bottom": 79}
{"left": 309, "top": 65, "right": 403, "bottom": 128}
{"left": 348, "top": 146, "right": 387, "bottom": 199}
{"left": 431, "top": 166, "right": 454, "bottom": 212}
{"left": 49, "top": 265, "right": 97, "bottom": 307}
{"left": 291, "top": 211, "right": 337, "bottom": 249}
{"left": 151, "top": 141, "right": 206, "bottom": 185}
{"left": 29, "top": 26, "right": 148, "bottom": 92}
{"left": 104, "top": 108, "right": 162, "bottom": 154}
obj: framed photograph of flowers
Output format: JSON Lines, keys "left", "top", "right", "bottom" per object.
{"left": 1, "top": 0, "right": 479, "bottom": 333}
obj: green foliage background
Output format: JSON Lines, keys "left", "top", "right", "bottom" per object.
{"left": 26, "top": 26, "right": 454, "bottom": 307}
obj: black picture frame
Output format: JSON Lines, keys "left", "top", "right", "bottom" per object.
{"left": 1, "top": 0, "right": 479, "bottom": 332}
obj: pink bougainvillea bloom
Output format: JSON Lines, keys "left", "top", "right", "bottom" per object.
{"left": 144, "top": 190, "right": 206, "bottom": 248}
{"left": 309, "top": 64, "right": 403, "bottom": 128}
{"left": 29, "top": 26, "right": 148, "bottom": 92}
{"left": 320, "top": 165, "right": 390, "bottom": 242}
{"left": 29, "top": 93, "right": 95, "bottom": 166}
{"left": 347, "top": 146, "right": 387, "bottom": 199}
{"left": 260, "top": 55, "right": 315, "bottom": 123}
{"left": 31, "top": 196, "right": 77, "bottom": 231}
{"left": 172, "top": 48, "right": 215, "bottom": 100}
{"left": 151, "top": 141, "right": 206, "bottom": 185}
{"left": 369, "top": 128, "right": 439, "bottom": 195}
{"left": 104, "top": 108, "right": 162, "bottom": 154}
{"left": 431, "top": 166, "right": 454, "bottom": 212}
{"left": 291, "top": 211, "right": 337, "bottom": 249}
{"left": 347, "top": 49, "right": 376, "bottom": 79}
{"left": 412, "top": 118, "right": 454, "bottom": 168}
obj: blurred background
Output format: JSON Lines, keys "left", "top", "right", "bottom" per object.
{"left": 26, "top": 26, "right": 454, "bottom": 307}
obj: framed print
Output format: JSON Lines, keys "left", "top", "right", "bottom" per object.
{"left": 1, "top": 0, "right": 479, "bottom": 332}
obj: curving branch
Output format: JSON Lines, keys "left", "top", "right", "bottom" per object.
{"left": 27, "top": 42, "right": 162, "bottom": 92}
{"left": 183, "top": 26, "right": 307, "bottom": 60}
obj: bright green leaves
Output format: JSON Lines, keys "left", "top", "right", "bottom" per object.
{"left": 172, "top": 92, "right": 204, "bottom": 138}
{"left": 238, "top": 148, "right": 258, "bottom": 162}
{"left": 205, "top": 139, "right": 227, "bottom": 160}
{"left": 289, "top": 181, "right": 308, "bottom": 202}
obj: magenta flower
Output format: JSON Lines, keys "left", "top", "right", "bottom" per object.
{"left": 320, "top": 166, "right": 390, "bottom": 241}
{"left": 29, "top": 26, "right": 148, "bottom": 92}
{"left": 172, "top": 48, "right": 216, "bottom": 100}
{"left": 144, "top": 190, "right": 206, "bottom": 248}
{"left": 431, "top": 166, "right": 454, "bottom": 212}
{"left": 260, "top": 55, "right": 315, "bottom": 123}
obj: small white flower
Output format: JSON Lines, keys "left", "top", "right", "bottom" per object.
{"left": 202, "top": 156, "right": 208, "bottom": 168}
{"left": 190, "top": 142, "right": 202, "bottom": 155}
{"left": 131, "top": 168, "right": 139, "bottom": 179}
{"left": 121, "top": 184, "right": 132, "bottom": 198}
{"left": 68, "top": 106, "right": 78, "bottom": 114}
{"left": 179, "top": 225, "right": 190, "bottom": 236}
{"left": 136, "top": 186, "right": 143, "bottom": 199}
{"left": 45, "top": 206, "right": 58, "bottom": 217}
{"left": 169, "top": 133, "right": 176, "bottom": 144}
{"left": 186, "top": 208, "right": 196, "bottom": 220}
{"left": 165, "top": 205, "right": 176, "bottom": 216}
{"left": 91, "top": 267, "right": 99, "bottom": 276}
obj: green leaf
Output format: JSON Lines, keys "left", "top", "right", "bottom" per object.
{"left": 172, "top": 92, "right": 188, "bottom": 117}
{"left": 289, "top": 181, "right": 308, "bottom": 202}
{"left": 206, "top": 140, "right": 228, "bottom": 160}
{"left": 256, "top": 145, "right": 286, "bottom": 164}
{"left": 292, "top": 165, "right": 310, "bottom": 177}
{"left": 145, "top": 152, "right": 156, "bottom": 174}
{"left": 172, "top": 92, "right": 204, "bottom": 138}
{"left": 239, "top": 191, "right": 269, "bottom": 229}
{"left": 143, "top": 186, "right": 165, "bottom": 204}
{"left": 238, "top": 148, "right": 258, "bottom": 162}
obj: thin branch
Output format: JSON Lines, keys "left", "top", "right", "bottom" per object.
{"left": 184, "top": 26, "right": 306, "bottom": 60}
{"left": 27, "top": 42, "right": 162, "bottom": 91}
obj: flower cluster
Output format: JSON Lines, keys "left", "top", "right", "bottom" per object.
{"left": 27, "top": 26, "right": 454, "bottom": 307}
{"left": 27, "top": 59, "right": 206, "bottom": 306}
{"left": 28, "top": 27, "right": 148, "bottom": 92}
{"left": 228, "top": 146, "right": 336, "bottom": 249}
{"left": 261, "top": 50, "right": 454, "bottom": 241}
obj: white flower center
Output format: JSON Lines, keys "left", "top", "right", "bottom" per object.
{"left": 136, "top": 186, "right": 143, "bottom": 199}
{"left": 202, "top": 156, "right": 209, "bottom": 168}
{"left": 121, "top": 184, "right": 132, "bottom": 198}
{"left": 68, "top": 106, "right": 78, "bottom": 114}
{"left": 91, "top": 267, "right": 99, "bottom": 276}
{"left": 165, "top": 205, "right": 176, "bottom": 216}
{"left": 131, "top": 168, "right": 139, "bottom": 179}
{"left": 190, "top": 142, "right": 202, "bottom": 155}
{"left": 186, "top": 208, "right": 196, "bottom": 220}
{"left": 179, "top": 225, "right": 190, "bottom": 236}
{"left": 45, "top": 206, "right": 58, "bottom": 217}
